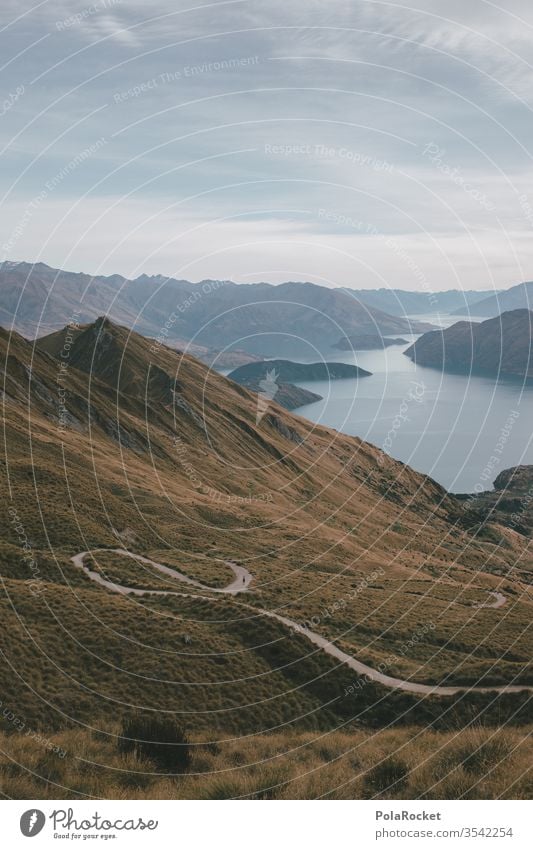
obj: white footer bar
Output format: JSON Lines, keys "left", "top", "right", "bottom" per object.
{"left": 3, "top": 799, "right": 530, "bottom": 848}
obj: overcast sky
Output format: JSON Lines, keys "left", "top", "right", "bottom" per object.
{"left": 1, "top": 0, "right": 533, "bottom": 291}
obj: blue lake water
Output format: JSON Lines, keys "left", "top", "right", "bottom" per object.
{"left": 291, "top": 315, "right": 533, "bottom": 493}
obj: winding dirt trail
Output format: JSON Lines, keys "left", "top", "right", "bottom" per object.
{"left": 71, "top": 548, "right": 252, "bottom": 595}
{"left": 474, "top": 591, "right": 507, "bottom": 610}
{"left": 71, "top": 549, "right": 531, "bottom": 696}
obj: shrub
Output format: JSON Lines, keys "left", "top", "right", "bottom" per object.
{"left": 118, "top": 769, "right": 154, "bottom": 791}
{"left": 455, "top": 737, "right": 511, "bottom": 776}
{"left": 118, "top": 715, "right": 191, "bottom": 774}
{"left": 317, "top": 745, "right": 336, "bottom": 763}
{"left": 34, "top": 753, "right": 67, "bottom": 786}
{"left": 250, "top": 768, "right": 291, "bottom": 799}
{"left": 364, "top": 757, "right": 409, "bottom": 796}
{"left": 204, "top": 779, "right": 240, "bottom": 799}
{"left": 203, "top": 740, "right": 220, "bottom": 757}
{"left": 228, "top": 750, "right": 246, "bottom": 766}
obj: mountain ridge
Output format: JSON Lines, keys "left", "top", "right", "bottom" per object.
{"left": 451, "top": 281, "right": 533, "bottom": 317}
{"left": 346, "top": 286, "right": 497, "bottom": 316}
{"left": 0, "top": 261, "right": 433, "bottom": 357}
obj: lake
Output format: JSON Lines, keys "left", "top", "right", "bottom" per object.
{"left": 292, "top": 315, "right": 533, "bottom": 493}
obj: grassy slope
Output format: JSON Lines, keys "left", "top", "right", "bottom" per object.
{"left": 1, "top": 725, "right": 531, "bottom": 800}
{"left": 0, "top": 318, "right": 531, "bottom": 746}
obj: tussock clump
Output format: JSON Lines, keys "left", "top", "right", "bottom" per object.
{"left": 453, "top": 732, "right": 513, "bottom": 776}
{"left": 363, "top": 756, "right": 410, "bottom": 797}
{"left": 118, "top": 766, "right": 155, "bottom": 791}
{"left": 203, "top": 779, "right": 241, "bottom": 799}
{"left": 0, "top": 725, "right": 530, "bottom": 799}
{"left": 118, "top": 716, "right": 191, "bottom": 774}
{"left": 248, "top": 768, "right": 291, "bottom": 799}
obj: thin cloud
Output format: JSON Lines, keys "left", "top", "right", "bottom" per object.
{"left": 0, "top": 0, "right": 532, "bottom": 289}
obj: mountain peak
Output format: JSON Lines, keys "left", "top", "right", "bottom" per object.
{"left": 92, "top": 315, "right": 114, "bottom": 331}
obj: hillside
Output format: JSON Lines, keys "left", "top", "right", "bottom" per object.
{"left": 451, "top": 281, "right": 533, "bottom": 317}
{"left": 252, "top": 382, "right": 323, "bottom": 411}
{"left": 0, "top": 317, "right": 531, "bottom": 773}
{"left": 2, "top": 724, "right": 531, "bottom": 800}
{"left": 404, "top": 310, "right": 533, "bottom": 379}
{"left": 0, "top": 261, "right": 434, "bottom": 358}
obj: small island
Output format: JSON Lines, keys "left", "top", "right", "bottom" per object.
{"left": 333, "top": 334, "right": 408, "bottom": 351}
{"left": 227, "top": 359, "right": 371, "bottom": 411}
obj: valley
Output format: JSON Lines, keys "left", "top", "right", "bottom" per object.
{"left": 0, "top": 313, "right": 531, "bottom": 799}
{"left": 70, "top": 547, "right": 530, "bottom": 696}
{"left": 3, "top": 0, "right": 533, "bottom": 808}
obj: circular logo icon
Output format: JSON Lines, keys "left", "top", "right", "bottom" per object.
{"left": 20, "top": 810, "right": 46, "bottom": 837}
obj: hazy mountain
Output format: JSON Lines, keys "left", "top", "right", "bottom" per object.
{"left": 0, "top": 261, "right": 434, "bottom": 358}
{"left": 0, "top": 261, "right": 194, "bottom": 339}
{"left": 455, "top": 465, "right": 533, "bottom": 538}
{"left": 405, "top": 309, "right": 533, "bottom": 378}
{"left": 171, "top": 341, "right": 263, "bottom": 369}
{"left": 155, "top": 279, "right": 435, "bottom": 357}
{"left": 451, "top": 280, "right": 533, "bottom": 317}
{"left": 347, "top": 287, "right": 496, "bottom": 316}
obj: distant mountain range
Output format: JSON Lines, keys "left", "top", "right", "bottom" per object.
{"left": 451, "top": 280, "right": 533, "bottom": 317}
{"left": 4, "top": 261, "right": 531, "bottom": 362}
{"left": 0, "top": 261, "right": 434, "bottom": 358}
{"left": 405, "top": 309, "right": 533, "bottom": 379}
{"left": 346, "top": 287, "right": 497, "bottom": 316}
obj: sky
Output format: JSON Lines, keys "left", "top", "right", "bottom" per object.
{"left": 1, "top": 0, "right": 533, "bottom": 291}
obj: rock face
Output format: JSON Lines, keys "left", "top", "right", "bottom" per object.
{"left": 37, "top": 316, "right": 182, "bottom": 406}
{"left": 333, "top": 334, "right": 408, "bottom": 351}
{"left": 404, "top": 310, "right": 533, "bottom": 379}
{"left": 455, "top": 465, "right": 533, "bottom": 539}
